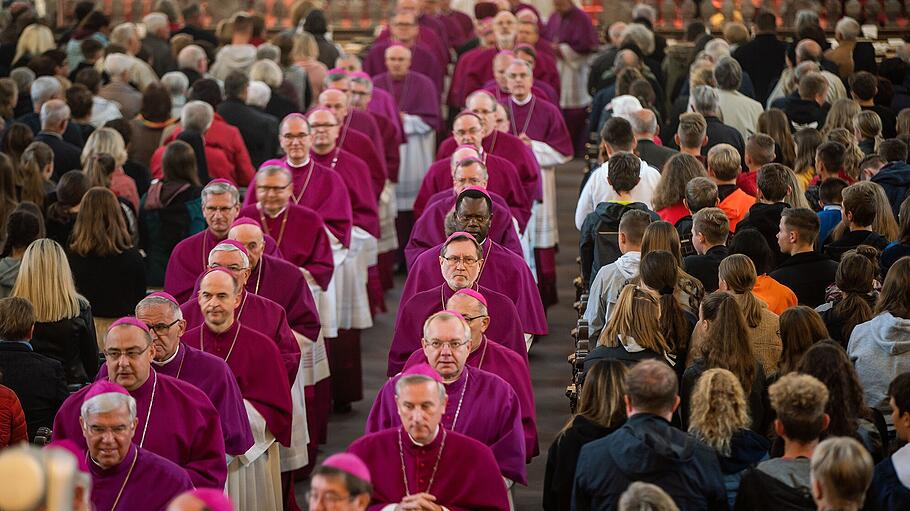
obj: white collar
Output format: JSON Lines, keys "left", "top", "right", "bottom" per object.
{"left": 152, "top": 343, "right": 180, "bottom": 366}
{"left": 286, "top": 156, "right": 310, "bottom": 168}
{"left": 893, "top": 442, "right": 910, "bottom": 488}
{"left": 511, "top": 94, "right": 533, "bottom": 106}
{"left": 407, "top": 425, "right": 440, "bottom": 446}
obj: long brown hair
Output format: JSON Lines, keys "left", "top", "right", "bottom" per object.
{"left": 69, "top": 187, "right": 133, "bottom": 257}
{"left": 718, "top": 254, "right": 763, "bottom": 328}
{"left": 0, "top": 153, "right": 18, "bottom": 231}
{"left": 876, "top": 257, "right": 910, "bottom": 319}
{"left": 640, "top": 250, "right": 690, "bottom": 357}
{"left": 564, "top": 359, "right": 628, "bottom": 433}
{"left": 17, "top": 141, "right": 52, "bottom": 207}
{"left": 898, "top": 196, "right": 910, "bottom": 245}
{"left": 826, "top": 128, "right": 864, "bottom": 181}
{"left": 793, "top": 128, "right": 823, "bottom": 178}
{"left": 797, "top": 341, "right": 873, "bottom": 439}
{"left": 778, "top": 306, "right": 829, "bottom": 375}
{"left": 641, "top": 221, "right": 683, "bottom": 266}
{"left": 759, "top": 109, "right": 796, "bottom": 168}
{"left": 600, "top": 285, "right": 671, "bottom": 357}
{"left": 161, "top": 140, "right": 201, "bottom": 186}
{"left": 83, "top": 153, "right": 117, "bottom": 189}
{"left": 652, "top": 154, "right": 706, "bottom": 212}
{"left": 833, "top": 251, "right": 875, "bottom": 343}
{"left": 699, "top": 291, "right": 757, "bottom": 394}
{"left": 831, "top": 181, "right": 900, "bottom": 241}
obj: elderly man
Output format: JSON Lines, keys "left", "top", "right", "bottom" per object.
{"left": 53, "top": 318, "right": 227, "bottom": 488}
{"left": 692, "top": 85, "right": 746, "bottom": 158}
{"left": 141, "top": 12, "right": 176, "bottom": 76}
{"left": 732, "top": 10, "right": 787, "bottom": 104}
{"left": 34, "top": 99, "right": 82, "bottom": 180}
{"left": 714, "top": 57, "right": 764, "bottom": 140}
{"left": 308, "top": 453, "right": 372, "bottom": 511}
{"left": 350, "top": 362, "right": 509, "bottom": 510}
{"left": 447, "top": 10, "right": 520, "bottom": 112}
{"left": 825, "top": 16, "right": 868, "bottom": 78}
{"left": 177, "top": 44, "right": 209, "bottom": 86}
{"left": 252, "top": 114, "right": 354, "bottom": 249}
{"left": 768, "top": 40, "right": 847, "bottom": 108}
{"left": 98, "top": 53, "right": 142, "bottom": 121}
{"left": 403, "top": 290, "right": 538, "bottom": 461}
{"left": 79, "top": 381, "right": 194, "bottom": 511}
{"left": 109, "top": 22, "right": 158, "bottom": 90}
{"left": 217, "top": 72, "right": 279, "bottom": 167}
{"left": 184, "top": 269, "right": 293, "bottom": 509}
{"left": 631, "top": 109, "right": 677, "bottom": 171}
{"left": 390, "top": 232, "right": 527, "bottom": 376}
{"left": 363, "top": 11, "right": 445, "bottom": 94}
{"left": 15, "top": 75, "right": 84, "bottom": 146}
{"left": 414, "top": 113, "right": 529, "bottom": 219}
{"left": 407, "top": 177, "right": 523, "bottom": 268}
{"left": 348, "top": 71, "right": 402, "bottom": 181}
{"left": 369, "top": 310, "right": 527, "bottom": 486}
{"left": 483, "top": 49, "right": 559, "bottom": 105}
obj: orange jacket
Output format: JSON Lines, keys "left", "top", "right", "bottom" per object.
{"left": 720, "top": 188, "right": 756, "bottom": 233}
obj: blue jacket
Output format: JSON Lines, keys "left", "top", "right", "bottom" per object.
{"left": 572, "top": 413, "right": 727, "bottom": 511}
{"left": 871, "top": 160, "right": 910, "bottom": 220}
{"left": 716, "top": 429, "right": 770, "bottom": 509}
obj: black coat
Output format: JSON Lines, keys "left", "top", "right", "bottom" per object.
{"left": 573, "top": 413, "right": 727, "bottom": 511}
{"left": 635, "top": 139, "right": 678, "bottom": 172}
{"left": 0, "top": 342, "right": 67, "bottom": 440}
{"left": 217, "top": 99, "right": 280, "bottom": 167}
{"left": 579, "top": 201, "right": 659, "bottom": 287}
{"left": 823, "top": 229, "right": 890, "bottom": 262}
{"left": 734, "top": 465, "right": 814, "bottom": 510}
{"left": 16, "top": 112, "right": 84, "bottom": 148}
{"left": 871, "top": 160, "right": 910, "bottom": 221}
{"left": 702, "top": 116, "right": 745, "bottom": 160}
{"left": 733, "top": 33, "right": 788, "bottom": 105}
{"left": 769, "top": 251, "right": 839, "bottom": 308}
{"left": 867, "top": 456, "right": 910, "bottom": 511}
{"left": 737, "top": 202, "right": 789, "bottom": 267}
{"left": 683, "top": 245, "right": 729, "bottom": 293}
{"left": 543, "top": 415, "right": 620, "bottom": 511}
{"left": 67, "top": 248, "right": 147, "bottom": 318}
{"left": 34, "top": 132, "right": 84, "bottom": 181}
{"left": 774, "top": 93, "right": 829, "bottom": 131}
{"left": 30, "top": 302, "right": 98, "bottom": 385}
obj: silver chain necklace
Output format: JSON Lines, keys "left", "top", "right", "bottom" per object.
{"left": 398, "top": 427, "right": 447, "bottom": 496}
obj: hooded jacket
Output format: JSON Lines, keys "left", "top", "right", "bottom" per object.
{"left": 0, "top": 257, "right": 19, "bottom": 298}
{"left": 848, "top": 312, "right": 910, "bottom": 426}
{"left": 544, "top": 415, "right": 620, "bottom": 511}
{"left": 738, "top": 202, "right": 789, "bottom": 266}
{"left": 209, "top": 44, "right": 257, "bottom": 81}
{"left": 573, "top": 413, "right": 727, "bottom": 511}
{"left": 579, "top": 201, "right": 658, "bottom": 288}
{"left": 871, "top": 160, "right": 910, "bottom": 220}
{"left": 823, "top": 229, "right": 890, "bottom": 261}
{"left": 585, "top": 251, "right": 641, "bottom": 341}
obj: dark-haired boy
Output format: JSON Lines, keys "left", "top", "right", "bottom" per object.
{"left": 684, "top": 207, "right": 730, "bottom": 292}
{"left": 816, "top": 177, "right": 847, "bottom": 250}
{"left": 867, "top": 372, "right": 910, "bottom": 509}
{"left": 823, "top": 183, "right": 890, "bottom": 260}
{"left": 737, "top": 163, "right": 791, "bottom": 265}
{"left": 806, "top": 140, "right": 852, "bottom": 212}
{"left": 737, "top": 133, "right": 776, "bottom": 197}
{"left": 677, "top": 177, "right": 719, "bottom": 257}
{"left": 769, "top": 208, "right": 839, "bottom": 306}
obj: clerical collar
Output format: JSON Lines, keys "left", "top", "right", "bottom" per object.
{"left": 511, "top": 94, "right": 533, "bottom": 106}
{"left": 286, "top": 156, "right": 310, "bottom": 168}
{"left": 407, "top": 425, "right": 440, "bottom": 446}
{"left": 153, "top": 343, "right": 180, "bottom": 366}
{"left": 257, "top": 202, "right": 288, "bottom": 219}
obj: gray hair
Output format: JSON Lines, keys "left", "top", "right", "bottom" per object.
{"left": 104, "top": 53, "right": 134, "bottom": 78}
{"left": 795, "top": 9, "right": 820, "bottom": 28}
{"left": 714, "top": 57, "right": 743, "bottom": 91}
{"left": 209, "top": 242, "right": 250, "bottom": 268}
{"left": 692, "top": 85, "right": 720, "bottom": 115}
{"left": 795, "top": 39, "right": 822, "bottom": 63}
{"left": 246, "top": 80, "right": 271, "bottom": 108}
{"left": 30, "top": 76, "right": 61, "bottom": 107}
{"left": 421, "top": 310, "right": 471, "bottom": 342}
{"left": 607, "top": 22, "right": 627, "bottom": 45}
{"left": 628, "top": 109, "right": 658, "bottom": 135}
{"left": 446, "top": 292, "right": 489, "bottom": 316}
{"left": 250, "top": 59, "right": 284, "bottom": 89}
{"left": 350, "top": 75, "right": 374, "bottom": 93}
{"left": 257, "top": 164, "right": 293, "bottom": 184}
{"left": 142, "top": 12, "right": 169, "bottom": 36}
{"left": 632, "top": 3, "right": 657, "bottom": 23}
{"left": 835, "top": 17, "right": 860, "bottom": 41}
{"left": 11, "top": 67, "right": 35, "bottom": 97}
{"left": 177, "top": 44, "right": 207, "bottom": 70}
{"left": 161, "top": 71, "right": 189, "bottom": 97}
{"left": 80, "top": 392, "right": 138, "bottom": 422}
{"left": 135, "top": 295, "right": 183, "bottom": 320}
{"left": 794, "top": 60, "right": 821, "bottom": 81}
{"left": 110, "top": 22, "right": 139, "bottom": 48}
{"left": 181, "top": 100, "right": 214, "bottom": 132}
{"left": 394, "top": 374, "right": 447, "bottom": 402}
{"left": 39, "top": 100, "right": 70, "bottom": 129}
{"left": 200, "top": 180, "right": 239, "bottom": 205}
{"left": 507, "top": 58, "right": 533, "bottom": 74}
{"left": 621, "top": 23, "right": 655, "bottom": 56}
{"left": 703, "top": 38, "right": 731, "bottom": 60}
{"left": 256, "top": 43, "right": 281, "bottom": 62}
{"left": 613, "top": 49, "right": 641, "bottom": 70}
{"left": 618, "top": 481, "right": 679, "bottom": 511}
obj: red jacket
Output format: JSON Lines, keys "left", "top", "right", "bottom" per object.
{"left": 154, "top": 114, "right": 255, "bottom": 186}
{"left": 0, "top": 384, "right": 27, "bottom": 447}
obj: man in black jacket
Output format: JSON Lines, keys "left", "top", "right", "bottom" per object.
{"left": 0, "top": 297, "right": 68, "bottom": 441}
{"left": 738, "top": 163, "right": 792, "bottom": 267}
{"left": 34, "top": 99, "right": 84, "bottom": 181}
{"left": 217, "top": 72, "right": 279, "bottom": 168}
{"left": 631, "top": 109, "right": 677, "bottom": 172}
{"left": 573, "top": 360, "right": 727, "bottom": 511}
{"left": 733, "top": 9, "right": 788, "bottom": 105}
{"left": 871, "top": 139, "right": 910, "bottom": 220}
{"left": 683, "top": 207, "right": 730, "bottom": 292}
{"left": 691, "top": 85, "right": 745, "bottom": 160}
{"left": 769, "top": 207, "right": 839, "bottom": 307}
{"left": 15, "top": 75, "right": 84, "bottom": 148}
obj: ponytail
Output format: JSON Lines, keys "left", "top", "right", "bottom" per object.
{"left": 17, "top": 142, "right": 53, "bottom": 207}
{"left": 83, "top": 153, "right": 116, "bottom": 189}
{"left": 719, "top": 254, "right": 762, "bottom": 328}
{"left": 833, "top": 252, "right": 875, "bottom": 342}
{"left": 700, "top": 292, "right": 756, "bottom": 394}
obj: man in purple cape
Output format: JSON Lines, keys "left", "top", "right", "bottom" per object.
{"left": 482, "top": 48, "right": 559, "bottom": 105}
{"left": 363, "top": 12, "right": 444, "bottom": 94}
{"left": 367, "top": 312, "right": 527, "bottom": 485}
{"left": 54, "top": 318, "right": 227, "bottom": 488}
{"left": 389, "top": 232, "right": 527, "bottom": 376}
{"left": 350, "top": 71, "right": 402, "bottom": 182}
{"left": 96, "top": 293, "right": 254, "bottom": 457}
{"left": 413, "top": 117, "right": 531, "bottom": 220}
{"left": 404, "top": 289, "right": 538, "bottom": 460}
{"left": 515, "top": 42, "right": 561, "bottom": 100}
{"left": 78, "top": 381, "right": 194, "bottom": 511}
{"left": 402, "top": 212, "right": 547, "bottom": 337}
{"left": 307, "top": 453, "right": 372, "bottom": 511}
{"left": 239, "top": 166, "right": 335, "bottom": 290}
{"left": 165, "top": 179, "right": 280, "bottom": 303}
{"left": 250, "top": 114, "right": 353, "bottom": 249}
{"left": 318, "top": 85, "right": 387, "bottom": 195}
{"left": 438, "top": 91, "right": 542, "bottom": 203}
{"left": 406, "top": 183, "right": 523, "bottom": 269}
{"left": 349, "top": 363, "right": 509, "bottom": 511}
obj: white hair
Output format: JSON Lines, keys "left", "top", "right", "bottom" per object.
{"left": 246, "top": 80, "right": 272, "bottom": 108}
{"left": 177, "top": 44, "right": 207, "bottom": 70}
{"left": 29, "top": 76, "right": 61, "bottom": 107}
{"left": 209, "top": 242, "right": 250, "bottom": 268}
{"left": 104, "top": 53, "right": 134, "bottom": 78}
{"left": 608, "top": 22, "right": 627, "bottom": 45}
{"left": 610, "top": 95, "right": 644, "bottom": 122}
{"left": 835, "top": 17, "right": 860, "bottom": 41}
{"left": 256, "top": 43, "right": 281, "bottom": 62}
{"left": 161, "top": 71, "right": 189, "bottom": 97}
{"left": 80, "top": 393, "right": 137, "bottom": 422}
{"left": 40, "top": 100, "right": 70, "bottom": 129}
{"left": 142, "top": 13, "right": 169, "bottom": 37}
{"left": 200, "top": 180, "right": 239, "bottom": 205}
{"left": 257, "top": 164, "right": 293, "bottom": 184}
{"left": 704, "top": 38, "right": 731, "bottom": 60}
{"left": 181, "top": 100, "right": 214, "bottom": 132}
{"left": 109, "top": 23, "right": 139, "bottom": 48}
{"left": 628, "top": 109, "right": 658, "bottom": 135}
{"left": 621, "top": 23, "right": 655, "bottom": 56}
{"left": 10, "top": 67, "right": 35, "bottom": 94}
{"left": 692, "top": 85, "right": 720, "bottom": 115}
{"left": 421, "top": 310, "right": 471, "bottom": 341}
{"left": 632, "top": 3, "right": 657, "bottom": 23}
{"left": 135, "top": 296, "right": 183, "bottom": 320}
{"left": 250, "top": 59, "right": 283, "bottom": 89}
{"left": 507, "top": 58, "right": 533, "bottom": 74}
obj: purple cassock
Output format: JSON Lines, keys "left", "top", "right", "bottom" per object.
{"left": 387, "top": 283, "right": 527, "bottom": 376}
{"left": 504, "top": 95, "right": 574, "bottom": 157}
{"left": 438, "top": 131, "right": 542, "bottom": 202}
{"left": 54, "top": 370, "right": 228, "bottom": 488}
{"left": 343, "top": 111, "right": 388, "bottom": 184}
{"left": 363, "top": 40, "right": 444, "bottom": 95}
{"left": 527, "top": 49, "right": 562, "bottom": 98}
{"left": 447, "top": 46, "right": 497, "bottom": 109}
{"left": 98, "top": 343, "right": 254, "bottom": 456}
{"left": 89, "top": 444, "right": 194, "bottom": 511}
{"left": 405, "top": 191, "right": 523, "bottom": 269}
{"left": 250, "top": 157, "right": 353, "bottom": 248}
{"left": 543, "top": 4, "right": 599, "bottom": 55}
{"left": 412, "top": 157, "right": 531, "bottom": 228}
{"left": 376, "top": 24, "right": 449, "bottom": 68}
{"left": 373, "top": 72, "right": 442, "bottom": 132}
{"left": 482, "top": 79, "right": 559, "bottom": 106}
{"left": 164, "top": 228, "right": 281, "bottom": 304}
{"left": 367, "top": 87, "right": 404, "bottom": 141}
{"left": 246, "top": 253, "right": 321, "bottom": 342}
{"left": 404, "top": 336, "right": 538, "bottom": 459}
{"left": 401, "top": 238, "right": 548, "bottom": 336}
{"left": 238, "top": 203, "right": 335, "bottom": 290}
{"left": 185, "top": 321, "right": 294, "bottom": 446}
{"left": 348, "top": 427, "right": 509, "bottom": 511}
{"left": 312, "top": 148, "right": 381, "bottom": 238}
{"left": 366, "top": 365, "right": 527, "bottom": 485}
{"left": 180, "top": 289, "right": 300, "bottom": 382}
{"left": 367, "top": 108, "right": 403, "bottom": 183}
{"left": 443, "top": 9, "right": 474, "bottom": 44}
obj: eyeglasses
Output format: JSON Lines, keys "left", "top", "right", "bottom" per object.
{"left": 470, "top": 109, "right": 495, "bottom": 115}
{"left": 103, "top": 345, "right": 151, "bottom": 361}
{"left": 461, "top": 314, "right": 488, "bottom": 323}
{"left": 258, "top": 183, "right": 291, "bottom": 194}
{"left": 204, "top": 205, "right": 237, "bottom": 214}
{"left": 85, "top": 424, "right": 132, "bottom": 437}
{"left": 310, "top": 123, "right": 338, "bottom": 130}
{"left": 305, "top": 491, "right": 354, "bottom": 508}
{"left": 145, "top": 319, "right": 180, "bottom": 335}
{"left": 424, "top": 339, "right": 470, "bottom": 351}
{"left": 282, "top": 132, "right": 310, "bottom": 141}
{"left": 209, "top": 263, "right": 248, "bottom": 272}
{"left": 441, "top": 255, "right": 479, "bottom": 266}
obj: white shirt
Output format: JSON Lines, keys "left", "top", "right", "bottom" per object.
{"left": 574, "top": 159, "right": 661, "bottom": 231}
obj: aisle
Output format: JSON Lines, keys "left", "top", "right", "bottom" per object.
{"left": 299, "top": 159, "right": 587, "bottom": 509}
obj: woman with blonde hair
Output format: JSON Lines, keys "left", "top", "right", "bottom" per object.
{"left": 291, "top": 31, "right": 328, "bottom": 98}
{"left": 585, "top": 284, "right": 675, "bottom": 370}
{"left": 758, "top": 109, "right": 796, "bottom": 169}
{"left": 11, "top": 238, "right": 98, "bottom": 384}
{"left": 717, "top": 254, "right": 782, "bottom": 373}
{"left": 826, "top": 127, "right": 864, "bottom": 181}
{"left": 822, "top": 98, "right": 861, "bottom": 136}
{"left": 67, "top": 188, "right": 146, "bottom": 339}
{"left": 854, "top": 110, "right": 883, "bottom": 155}
{"left": 792, "top": 128, "right": 823, "bottom": 191}
{"left": 783, "top": 166, "right": 813, "bottom": 208}
{"left": 17, "top": 141, "right": 54, "bottom": 207}
{"left": 81, "top": 128, "right": 140, "bottom": 212}
{"left": 653, "top": 154, "right": 707, "bottom": 224}
{"left": 544, "top": 359, "right": 628, "bottom": 511}
{"left": 12, "top": 24, "right": 55, "bottom": 68}
{"left": 688, "top": 368, "right": 769, "bottom": 508}
{"left": 639, "top": 221, "right": 705, "bottom": 316}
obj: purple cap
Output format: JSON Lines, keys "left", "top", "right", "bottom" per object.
{"left": 444, "top": 231, "right": 478, "bottom": 244}
{"left": 452, "top": 288, "right": 488, "bottom": 307}
{"left": 350, "top": 71, "right": 372, "bottom": 81}
{"left": 459, "top": 185, "right": 491, "bottom": 200}
{"left": 147, "top": 291, "right": 179, "bottom": 306}
{"left": 213, "top": 239, "right": 249, "bottom": 256}
{"left": 83, "top": 381, "right": 130, "bottom": 404}
{"left": 46, "top": 440, "right": 89, "bottom": 473}
{"left": 326, "top": 67, "right": 348, "bottom": 76}
{"left": 453, "top": 144, "right": 480, "bottom": 153}
{"left": 107, "top": 317, "right": 150, "bottom": 334}
{"left": 205, "top": 178, "right": 236, "bottom": 188}
{"left": 402, "top": 362, "right": 444, "bottom": 383}
{"left": 230, "top": 217, "right": 261, "bottom": 229}
{"left": 184, "top": 489, "right": 233, "bottom": 511}
{"left": 322, "top": 453, "right": 372, "bottom": 483}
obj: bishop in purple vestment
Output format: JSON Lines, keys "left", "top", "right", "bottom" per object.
{"left": 363, "top": 12, "right": 444, "bottom": 94}
{"left": 367, "top": 312, "right": 526, "bottom": 485}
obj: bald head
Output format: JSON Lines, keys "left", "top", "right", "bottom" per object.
{"left": 228, "top": 224, "right": 266, "bottom": 269}
{"left": 385, "top": 45, "right": 412, "bottom": 79}
{"left": 493, "top": 11, "right": 517, "bottom": 49}
{"left": 319, "top": 88, "right": 349, "bottom": 121}
{"left": 795, "top": 38, "right": 822, "bottom": 63}
{"left": 493, "top": 51, "right": 516, "bottom": 89}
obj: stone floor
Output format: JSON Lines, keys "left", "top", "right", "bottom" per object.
{"left": 297, "top": 159, "right": 587, "bottom": 510}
